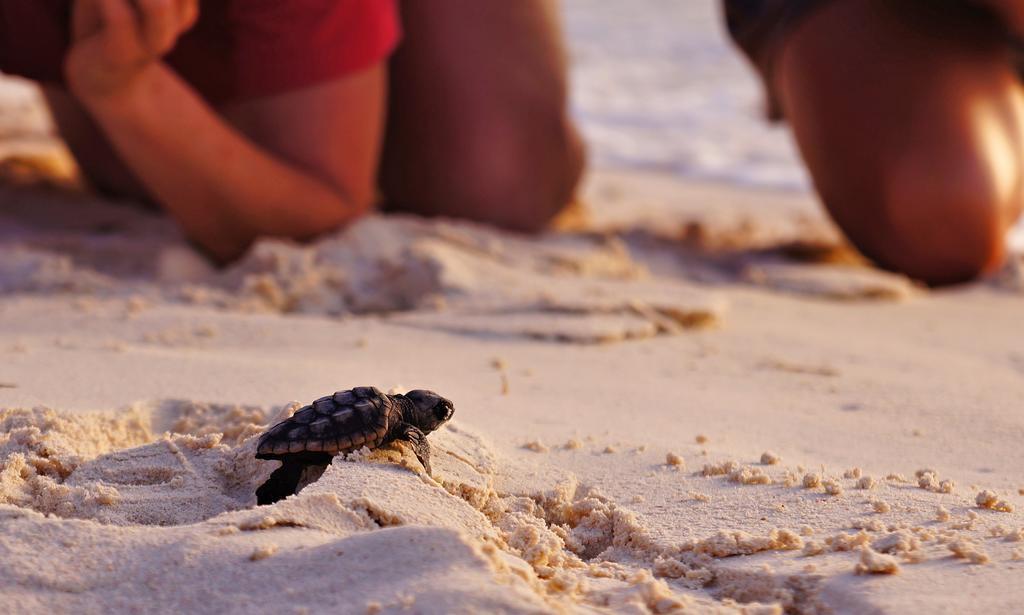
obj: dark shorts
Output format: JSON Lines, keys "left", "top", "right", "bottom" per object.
{"left": 723, "top": 0, "right": 1024, "bottom": 120}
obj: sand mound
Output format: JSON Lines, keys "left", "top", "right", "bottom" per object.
{"left": 0, "top": 190, "right": 726, "bottom": 344}
{"left": 0, "top": 506, "right": 552, "bottom": 613}
{"left": 0, "top": 402, "right": 264, "bottom": 525}
{"left": 0, "top": 401, "right": 847, "bottom": 613}
{"left": 0, "top": 402, "right": 563, "bottom": 611}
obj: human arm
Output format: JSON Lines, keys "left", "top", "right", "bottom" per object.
{"left": 65, "top": 0, "right": 385, "bottom": 263}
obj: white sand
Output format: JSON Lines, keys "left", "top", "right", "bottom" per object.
{"left": 3, "top": 70, "right": 1024, "bottom": 612}
{"left": 1, "top": 137, "right": 1023, "bottom": 613}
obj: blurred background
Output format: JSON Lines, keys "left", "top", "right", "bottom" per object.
{"left": 563, "top": 0, "right": 808, "bottom": 191}
{"left": 0, "top": 0, "right": 807, "bottom": 197}
{"left": 0, "top": 0, "right": 1022, "bottom": 249}
{"left": 561, "top": 0, "right": 1024, "bottom": 250}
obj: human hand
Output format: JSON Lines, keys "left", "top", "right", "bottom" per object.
{"left": 65, "top": 0, "right": 198, "bottom": 102}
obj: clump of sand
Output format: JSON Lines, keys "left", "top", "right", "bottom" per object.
{"left": 850, "top": 518, "right": 885, "bottom": 532}
{"left": 870, "top": 499, "right": 891, "bottom": 514}
{"left": 825, "top": 531, "right": 871, "bottom": 552}
{"left": 976, "top": 490, "right": 1015, "bottom": 513}
{"left": 871, "top": 530, "right": 920, "bottom": 558}
{"left": 916, "top": 469, "right": 955, "bottom": 494}
{"left": 728, "top": 466, "right": 772, "bottom": 486}
{"left": 665, "top": 451, "right": 685, "bottom": 469}
{"left": 702, "top": 460, "right": 739, "bottom": 477}
{"left": 687, "top": 529, "right": 803, "bottom": 558}
{"left": 822, "top": 479, "right": 843, "bottom": 496}
{"left": 855, "top": 547, "right": 901, "bottom": 575}
{"left": 857, "top": 476, "right": 876, "bottom": 490}
{"left": 563, "top": 438, "right": 583, "bottom": 451}
{"left": 522, "top": 440, "right": 550, "bottom": 453}
{"left": 947, "top": 539, "right": 991, "bottom": 565}
{"left": 802, "top": 473, "right": 822, "bottom": 489}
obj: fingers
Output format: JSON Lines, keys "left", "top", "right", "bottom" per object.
{"left": 177, "top": 0, "right": 199, "bottom": 32}
{"left": 137, "top": 0, "right": 179, "bottom": 56}
{"left": 96, "top": 0, "right": 145, "bottom": 56}
{"left": 81, "top": 0, "right": 196, "bottom": 58}
{"left": 138, "top": 0, "right": 199, "bottom": 55}
{"left": 97, "top": 0, "right": 135, "bottom": 27}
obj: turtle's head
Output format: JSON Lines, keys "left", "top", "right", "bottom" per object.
{"left": 403, "top": 389, "right": 454, "bottom": 433}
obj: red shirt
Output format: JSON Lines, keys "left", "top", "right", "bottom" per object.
{"left": 0, "top": 0, "right": 400, "bottom": 103}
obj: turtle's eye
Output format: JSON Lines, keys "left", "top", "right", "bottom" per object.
{"left": 434, "top": 401, "right": 452, "bottom": 422}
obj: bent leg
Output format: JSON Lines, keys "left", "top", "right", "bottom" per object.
{"left": 776, "top": 0, "right": 1024, "bottom": 285}
{"left": 379, "top": 0, "right": 585, "bottom": 232}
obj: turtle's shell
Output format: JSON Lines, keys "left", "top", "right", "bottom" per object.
{"left": 256, "top": 387, "right": 397, "bottom": 459}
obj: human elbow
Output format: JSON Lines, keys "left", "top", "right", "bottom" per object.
{"left": 199, "top": 188, "right": 371, "bottom": 266}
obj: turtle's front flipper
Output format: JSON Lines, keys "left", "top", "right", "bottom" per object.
{"left": 256, "top": 459, "right": 307, "bottom": 505}
{"left": 395, "top": 424, "right": 432, "bottom": 475}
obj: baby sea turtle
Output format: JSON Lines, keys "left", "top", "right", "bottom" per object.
{"left": 255, "top": 387, "right": 454, "bottom": 505}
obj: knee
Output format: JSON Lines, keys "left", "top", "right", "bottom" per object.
{"left": 844, "top": 161, "right": 1014, "bottom": 285}
{"left": 772, "top": 0, "right": 1024, "bottom": 285}
{"left": 381, "top": 114, "right": 584, "bottom": 232}
{"left": 439, "top": 111, "right": 586, "bottom": 233}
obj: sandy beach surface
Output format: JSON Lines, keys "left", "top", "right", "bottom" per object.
{"left": 2, "top": 133, "right": 1024, "bottom": 613}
